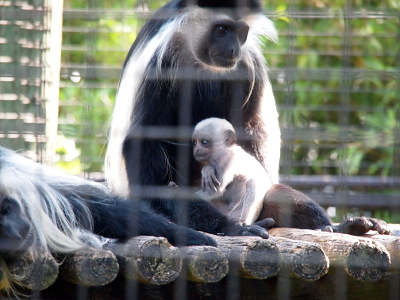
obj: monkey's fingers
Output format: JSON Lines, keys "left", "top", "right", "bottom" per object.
{"left": 368, "top": 218, "right": 391, "bottom": 235}
{"left": 202, "top": 176, "right": 218, "bottom": 192}
{"left": 337, "top": 216, "right": 391, "bottom": 235}
{"left": 254, "top": 218, "right": 275, "bottom": 229}
{"left": 168, "top": 181, "right": 179, "bottom": 188}
{"left": 211, "top": 174, "right": 221, "bottom": 187}
{"left": 240, "top": 224, "right": 269, "bottom": 239}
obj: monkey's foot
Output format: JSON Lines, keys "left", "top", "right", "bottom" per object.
{"left": 334, "top": 217, "right": 391, "bottom": 236}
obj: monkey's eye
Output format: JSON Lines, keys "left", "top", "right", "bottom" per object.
{"left": 218, "top": 26, "right": 227, "bottom": 33}
{"left": 201, "top": 140, "right": 208, "bottom": 145}
{"left": 1, "top": 202, "right": 11, "bottom": 216}
{"left": 192, "top": 141, "right": 197, "bottom": 146}
{"left": 216, "top": 25, "right": 228, "bottom": 35}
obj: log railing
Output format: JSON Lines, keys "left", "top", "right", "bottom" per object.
{"left": 2, "top": 226, "right": 400, "bottom": 298}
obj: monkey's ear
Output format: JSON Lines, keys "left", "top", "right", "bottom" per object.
{"left": 224, "top": 129, "right": 237, "bottom": 146}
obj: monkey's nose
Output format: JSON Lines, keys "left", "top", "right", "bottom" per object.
{"left": 230, "top": 47, "right": 239, "bottom": 59}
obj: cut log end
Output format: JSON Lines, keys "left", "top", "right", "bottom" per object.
{"left": 181, "top": 246, "right": 229, "bottom": 283}
{"left": 240, "top": 239, "right": 281, "bottom": 279}
{"left": 137, "top": 238, "right": 182, "bottom": 285}
{"left": 109, "top": 236, "right": 182, "bottom": 285}
{"left": 6, "top": 251, "right": 59, "bottom": 291}
{"left": 346, "top": 241, "right": 391, "bottom": 282}
{"left": 61, "top": 248, "right": 119, "bottom": 287}
{"left": 269, "top": 228, "right": 391, "bottom": 282}
{"left": 289, "top": 244, "right": 329, "bottom": 281}
{"left": 205, "top": 235, "right": 281, "bottom": 280}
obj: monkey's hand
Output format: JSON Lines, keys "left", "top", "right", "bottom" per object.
{"left": 240, "top": 224, "right": 269, "bottom": 239}
{"left": 254, "top": 218, "right": 275, "bottom": 229}
{"left": 201, "top": 165, "right": 221, "bottom": 194}
{"left": 168, "top": 181, "right": 179, "bottom": 188}
{"left": 334, "top": 217, "right": 391, "bottom": 236}
{"left": 184, "top": 229, "right": 217, "bottom": 247}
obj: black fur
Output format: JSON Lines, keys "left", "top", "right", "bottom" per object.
{"left": 119, "top": 0, "right": 270, "bottom": 238}
{"left": 258, "top": 184, "right": 332, "bottom": 230}
{"left": 183, "top": 0, "right": 262, "bottom": 10}
{"left": 121, "top": 14, "right": 264, "bottom": 180}
{"left": 257, "top": 184, "right": 391, "bottom": 235}
{"left": 114, "top": 0, "right": 391, "bottom": 238}
{"left": 121, "top": 0, "right": 262, "bottom": 67}
{"left": 69, "top": 193, "right": 218, "bottom": 247}
{"left": 0, "top": 145, "right": 216, "bottom": 250}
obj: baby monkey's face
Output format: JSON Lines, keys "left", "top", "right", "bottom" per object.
{"left": 192, "top": 136, "right": 213, "bottom": 163}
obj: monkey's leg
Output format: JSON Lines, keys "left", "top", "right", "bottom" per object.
{"left": 257, "top": 184, "right": 331, "bottom": 229}
{"left": 258, "top": 184, "right": 391, "bottom": 236}
{"left": 239, "top": 179, "right": 263, "bottom": 225}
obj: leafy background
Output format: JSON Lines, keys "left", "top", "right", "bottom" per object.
{"left": 59, "top": 0, "right": 399, "bottom": 222}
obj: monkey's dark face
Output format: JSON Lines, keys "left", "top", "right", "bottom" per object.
{"left": 197, "top": 20, "right": 249, "bottom": 68}
{"left": 0, "top": 196, "right": 33, "bottom": 254}
{"left": 193, "top": 137, "right": 213, "bottom": 163}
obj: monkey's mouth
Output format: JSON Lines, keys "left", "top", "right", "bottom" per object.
{"left": 194, "top": 154, "right": 209, "bottom": 162}
{"left": 0, "top": 235, "right": 33, "bottom": 254}
{"left": 0, "top": 224, "right": 34, "bottom": 254}
{"left": 212, "top": 55, "right": 237, "bottom": 68}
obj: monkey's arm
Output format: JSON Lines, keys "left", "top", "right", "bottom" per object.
{"left": 197, "top": 154, "right": 236, "bottom": 200}
{"left": 201, "top": 165, "right": 221, "bottom": 193}
{"left": 194, "top": 165, "right": 221, "bottom": 200}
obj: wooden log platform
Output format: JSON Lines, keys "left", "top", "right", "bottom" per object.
{"left": 60, "top": 247, "right": 119, "bottom": 287}
{"left": 207, "top": 235, "right": 281, "bottom": 280}
{"left": 180, "top": 246, "right": 229, "bottom": 283}
{"left": 362, "top": 233, "right": 400, "bottom": 270}
{"left": 4, "top": 250, "right": 59, "bottom": 291}
{"left": 269, "top": 227, "right": 391, "bottom": 282}
{"left": 105, "top": 236, "right": 182, "bottom": 285}
{"left": 269, "top": 236, "right": 329, "bottom": 281}
{"left": 3, "top": 226, "right": 400, "bottom": 299}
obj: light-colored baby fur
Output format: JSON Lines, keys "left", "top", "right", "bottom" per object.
{"left": 105, "top": 5, "right": 280, "bottom": 197}
{"left": 193, "top": 117, "right": 235, "bottom": 145}
{"left": 193, "top": 118, "right": 271, "bottom": 224}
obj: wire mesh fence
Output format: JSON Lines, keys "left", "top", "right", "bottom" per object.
{"left": 0, "top": 1, "right": 399, "bottom": 298}
{"left": 57, "top": 0, "right": 400, "bottom": 221}
{"left": 0, "top": 0, "right": 399, "bottom": 214}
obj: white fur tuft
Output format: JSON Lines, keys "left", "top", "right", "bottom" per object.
{"left": 105, "top": 16, "right": 186, "bottom": 197}
{"left": 0, "top": 146, "right": 110, "bottom": 295}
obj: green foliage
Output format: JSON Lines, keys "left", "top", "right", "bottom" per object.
{"left": 264, "top": 0, "right": 399, "bottom": 179}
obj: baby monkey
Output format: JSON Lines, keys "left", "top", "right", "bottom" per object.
{"left": 191, "top": 118, "right": 391, "bottom": 236}
{"left": 192, "top": 118, "right": 272, "bottom": 225}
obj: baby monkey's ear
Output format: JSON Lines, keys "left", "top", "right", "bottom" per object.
{"left": 224, "top": 129, "right": 237, "bottom": 146}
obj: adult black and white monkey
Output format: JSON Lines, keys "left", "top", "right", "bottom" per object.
{"left": 0, "top": 146, "right": 218, "bottom": 294}
{"left": 105, "top": 0, "right": 278, "bottom": 237}
{"left": 105, "top": 0, "right": 391, "bottom": 237}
